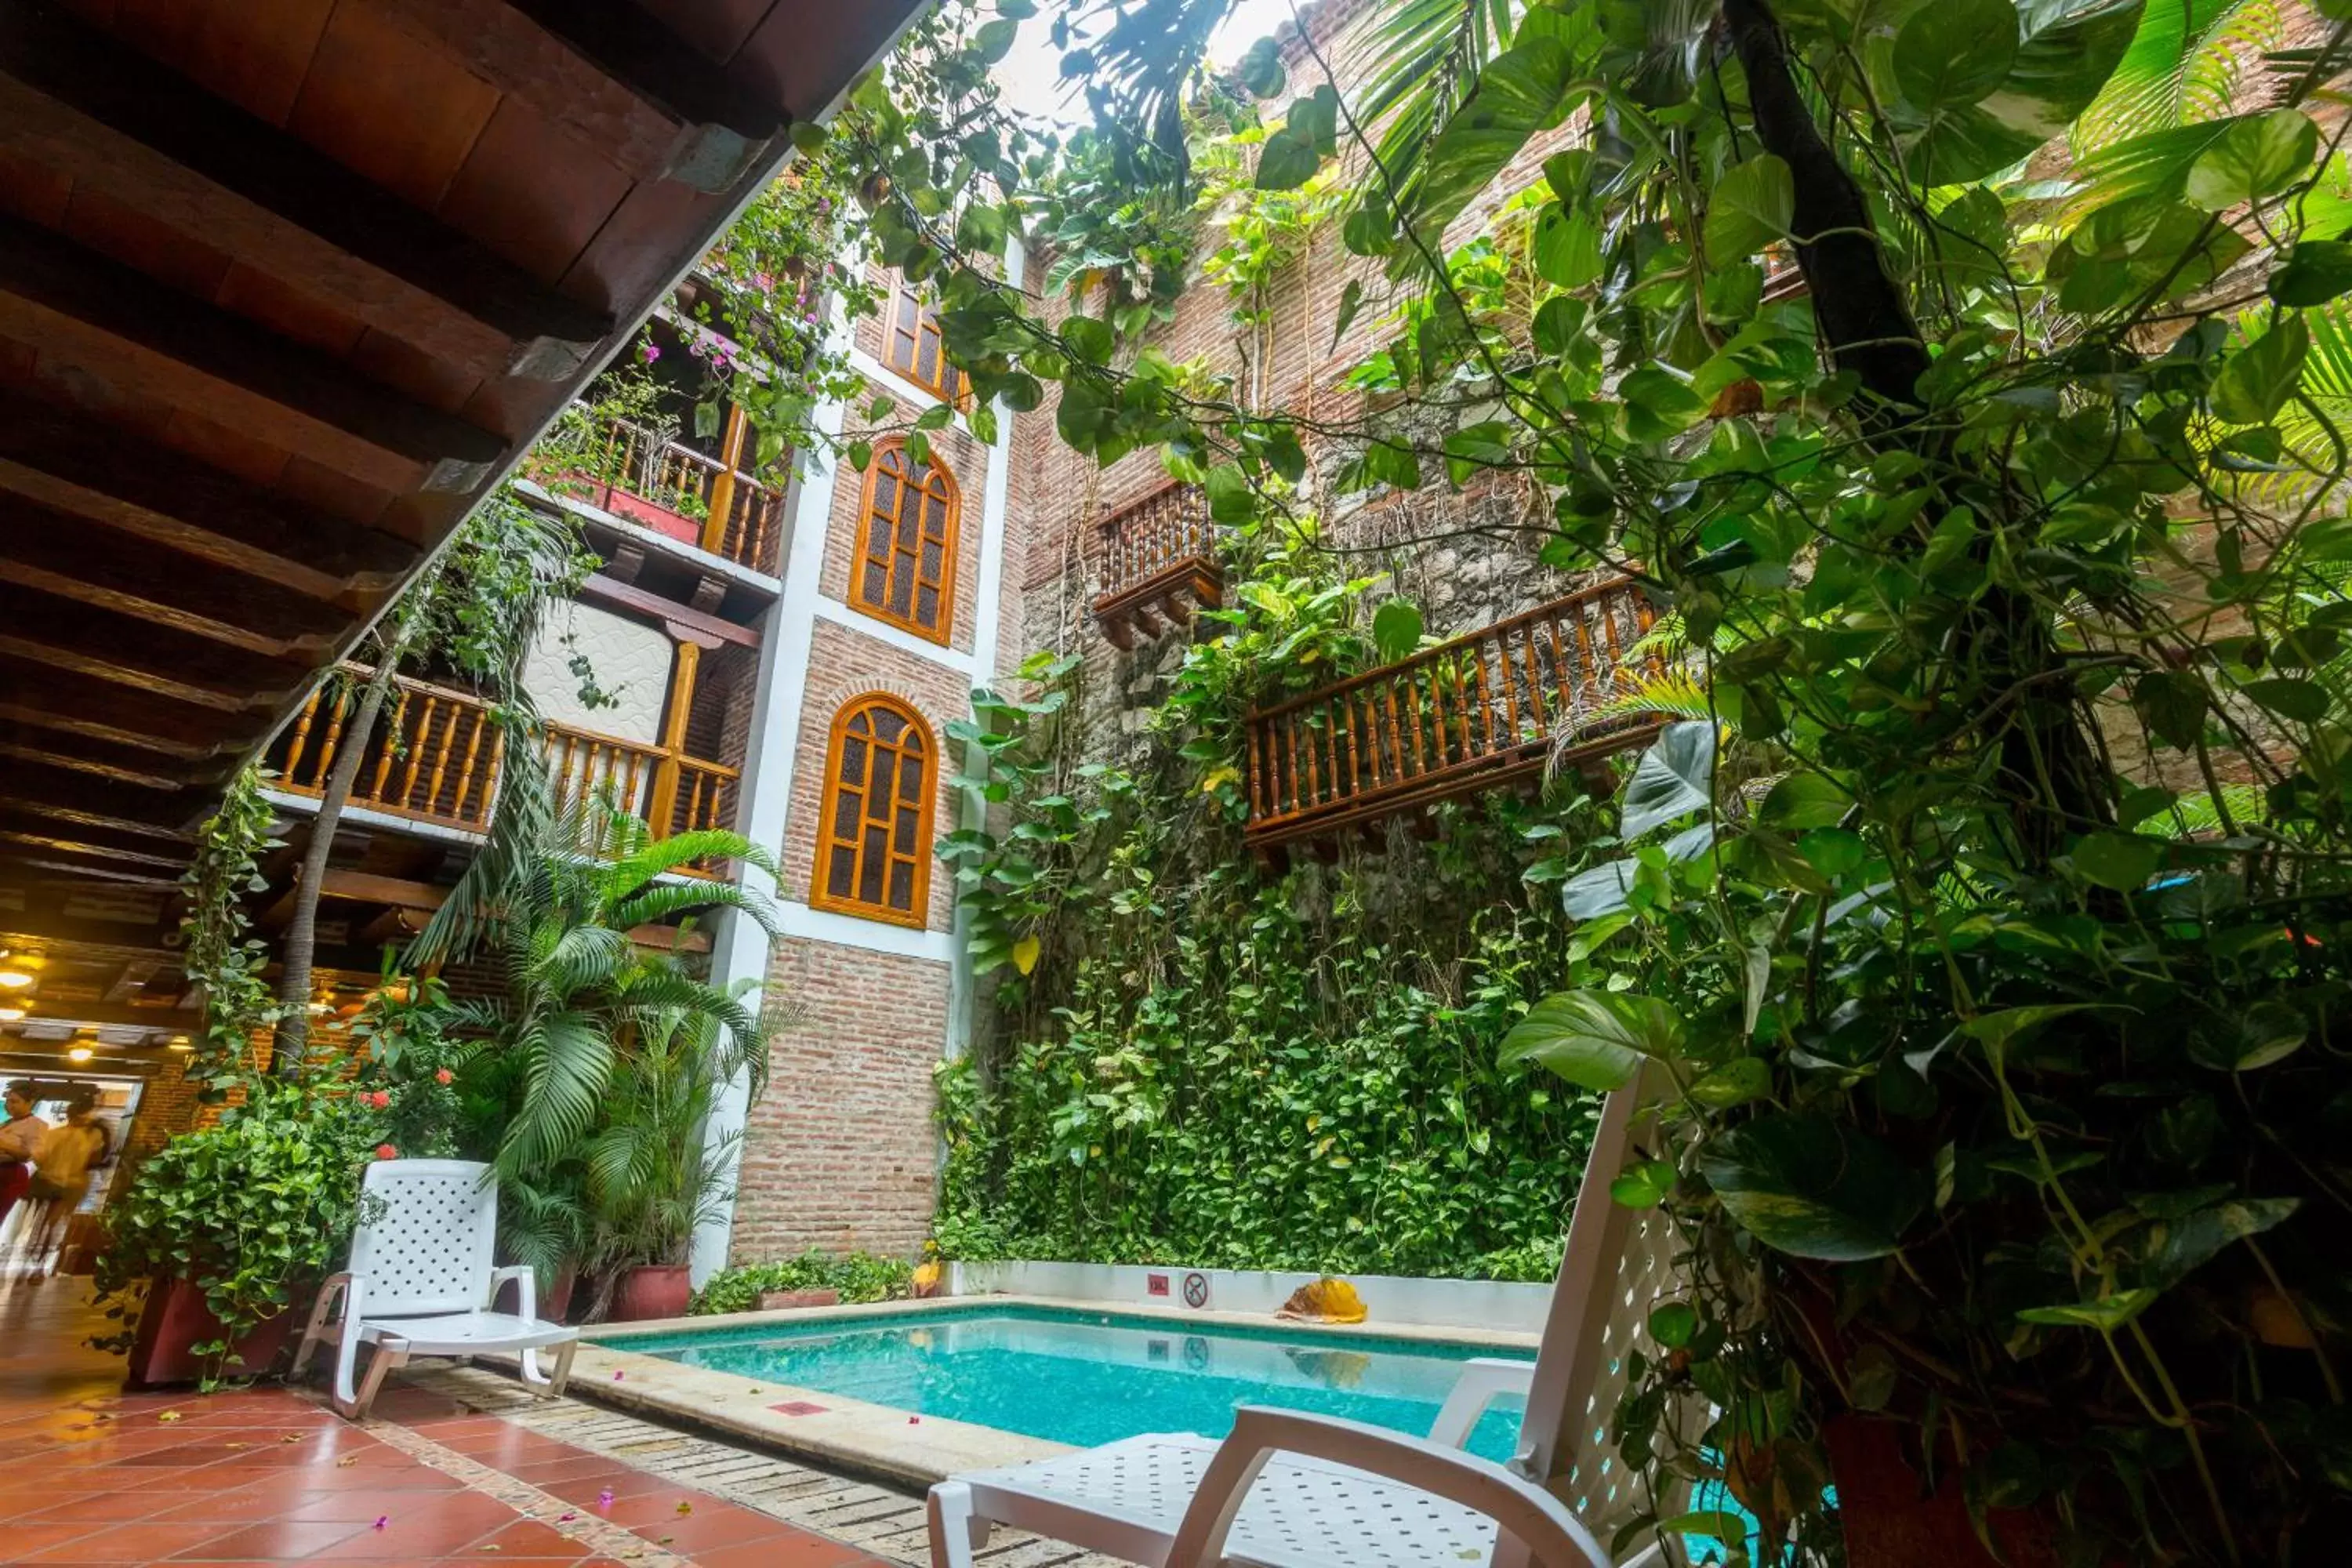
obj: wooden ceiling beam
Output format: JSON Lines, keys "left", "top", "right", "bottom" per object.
{"left": 6, "top": 760, "right": 201, "bottom": 834}
{"left": 2, "top": 851, "right": 184, "bottom": 888}
{"left": 372, "top": 0, "right": 785, "bottom": 193}
{"left": 0, "top": 6, "right": 613, "bottom": 381}
{"left": 0, "top": 213, "right": 506, "bottom": 495}
{"left": 0, "top": 502, "right": 350, "bottom": 659}
{"left": 0, "top": 394, "right": 416, "bottom": 605}
{"left": 0, "top": 732, "right": 203, "bottom": 793}
{"left": 0, "top": 823, "right": 190, "bottom": 873}
{"left": 0, "top": 997, "right": 198, "bottom": 1031}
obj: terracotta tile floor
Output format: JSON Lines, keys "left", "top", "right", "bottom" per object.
{"left": 0, "top": 1277, "right": 892, "bottom": 1567}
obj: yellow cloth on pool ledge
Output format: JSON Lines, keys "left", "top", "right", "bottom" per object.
{"left": 1273, "top": 1276, "right": 1367, "bottom": 1323}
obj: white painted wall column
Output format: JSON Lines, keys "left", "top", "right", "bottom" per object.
{"left": 689, "top": 297, "right": 857, "bottom": 1285}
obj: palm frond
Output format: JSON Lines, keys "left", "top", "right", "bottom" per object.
{"left": 608, "top": 880, "right": 789, "bottom": 943}
{"left": 599, "top": 829, "right": 781, "bottom": 905}
{"left": 2074, "top": 0, "right": 2282, "bottom": 156}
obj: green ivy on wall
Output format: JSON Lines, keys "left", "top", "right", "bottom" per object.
{"left": 935, "top": 532, "right": 1608, "bottom": 1282}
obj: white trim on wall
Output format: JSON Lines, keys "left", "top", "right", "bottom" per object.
{"left": 775, "top": 900, "right": 960, "bottom": 964}
{"left": 811, "top": 595, "right": 983, "bottom": 674}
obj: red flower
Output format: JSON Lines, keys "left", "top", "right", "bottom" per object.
{"left": 434, "top": 1068, "right": 453, "bottom": 1085}
{"left": 374, "top": 1144, "right": 398, "bottom": 1160}
{"left": 366, "top": 1090, "right": 391, "bottom": 1109}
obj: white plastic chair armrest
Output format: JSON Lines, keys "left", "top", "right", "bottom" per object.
{"left": 1430, "top": 1356, "right": 1538, "bottom": 1450}
{"left": 488, "top": 1264, "right": 538, "bottom": 1320}
{"left": 330, "top": 1274, "right": 371, "bottom": 1409}
{"left": 1165, "top": 1405, "right": 1611, "bottom": 1568}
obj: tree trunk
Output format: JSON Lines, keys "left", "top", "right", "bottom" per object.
{"left": 273, "top": 658, "right": 398, "bottom": 1075}
{"left": 1719, "top": 0, "right": 2111, "bottom": 857}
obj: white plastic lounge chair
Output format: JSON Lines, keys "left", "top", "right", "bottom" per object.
{"left": 293, "top": 1158, "right": 579, "bottom": 1419}
{"left": 927, "top": 1081, "right": 1684, "bottom": 1568}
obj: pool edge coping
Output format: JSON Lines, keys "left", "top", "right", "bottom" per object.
{"left": 562, "top": 1294, "right": 1541, "bottom": 1494}
{"left": 582, "top": 1292, "right": 1544, "bottom": 1352}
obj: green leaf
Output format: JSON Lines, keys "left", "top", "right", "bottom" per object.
{"left": 973, "top": 18, "right": 1018, "bottom": 63}
{"left": 844, "top": 440, "right": 872, "bottom": 473}
{"left": 1204, "top": 463, "right": 1254, "bottom": 524}
{"left": 1410, "top": 37, "right": 1584, "bottom": 238}
{"left": 1893, "top": 0, "right": 2018, "bottom": 112}
{"left": 1533, "top": 203, "right": 1601, "bottom": 288}
{"left": 1371, "top": 597, "right": 1423, "bottom": 661}
{"left": 1062, "top": 314, "right": 1116, "bottom": 366}
{"left": 2132, "top": 669, "right": 2207, "bottom": 749}
{"left": 1255, "top": 126, "right": 1323, "bottom": 191}
{"left": 1960, "top": 1004, "right": 2103, "bottom": 1066}
{"left": 788, "top": 120, "right": 829, "bottom": 153}
{"left": 2067, "top": 831, "right": 2162, "bottom": 891}
{"left": 1610, "top": 1158, "right": 1676, "bottom": 1208}
{"left": 1762, "top": 771, "right": 1848, "bottom": 830}
{"left": 1620, "top": 720, "right": 1715, "bottom": 838}
{"left": 2212, "top": 317, "right": 2310, "bottom": 425}
{"left": 1699, "top": 1115, "right": 1929, "bottom": 1261}
{"left": 2184, "top": 110, "right": 2318, "bottom": 211}
{"left": 1290, "top": 85, "right": 1340, "bottom": 157}
{"left": 1690, "top": 1057, "right": 1773, "bottom": 1109}
{"left": 913, "top": 401, "right": 953, "bottom": 431}
{"left": 2017, "top": 1288, "right": 2161, "bottom": 1330}
{"left": 1330, "top": 279, "right": 1365, "bottom": 353}
{"left": 2241, "top": 677, "right": 2330, "bottom": 721}
{"left": 1237, "top": 34, "right": 1286, "bottom": 98}
{"left": 2268, "top": 240, "right": 2352, "bottom": 307}
{"left": 1902, "top": 0, "right": 2146, "bottom": 183}
{"left": 2187, "top": 1000, "right": 2307, "bottom": 1071}
{"left": 1498, "top": 990, "right": 1682, "bottom": 1091}
{"left": 1703, "top": 156, "right": 1794, "bottom": 260}
{"left": 1648, "top": 1301, "right": 1699, "bottom": 1348}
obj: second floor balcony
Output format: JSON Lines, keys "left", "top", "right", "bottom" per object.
{"left": 539, "top": 407, "right": 788, "bottom": 577}
{"left": 269, "top": 668, "right": 741, "bottom": 879}
{"left": 1243, "top": 579, "right": 1667, "bottom": 863}
{"left": 1091, "top": 484, "right": 1224, "bottom": 649}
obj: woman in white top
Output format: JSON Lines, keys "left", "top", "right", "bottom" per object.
{"left": 0, "top": 1083, "right": 48, "bottom": 1237}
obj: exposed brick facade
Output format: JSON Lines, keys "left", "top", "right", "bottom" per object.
{"left": 730, "top": 937, "right": 950, "bottom": 1261}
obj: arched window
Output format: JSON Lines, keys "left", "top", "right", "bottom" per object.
{"left": 883, "top": 272, "right": 966, "bottom": 403}
{"left": 853, "top": 439, "right": 960, "bottom": 643}
{"left": 812, "top": 696, "right": 935, "bottom": 927}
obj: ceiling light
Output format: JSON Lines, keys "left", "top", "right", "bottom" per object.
{"left": 0, "top": 968, "right": 34, "bottom": 990}
{"left": 167, "top": 1036, "right": 192, "bottom": 1052}
{"left": 67, "top": 1045, "right": 92, "bottom": 1064}
{"left": 0, "top": 1005, "right": 24, "bottom": 1023}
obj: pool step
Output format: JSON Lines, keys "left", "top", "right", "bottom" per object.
{"left": 401, "top": 1365, "right": 1136, "bottom": 1568}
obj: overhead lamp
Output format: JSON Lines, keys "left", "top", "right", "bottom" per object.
{"left": 0, "top": 967, "right": 34, "bottom": 990}
{"left": 0, "top": 1004, "right": 24, "bottom": 1023}
{"left": 67, "top": 1045, "right": 93, "bottom": 1064}
{"left": 167, "top": 1036, "right": 192, "bottom": 1052}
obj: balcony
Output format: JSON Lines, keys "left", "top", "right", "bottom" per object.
{"left": 1091, "top": 484, "right": 1224, "bottom": 649}
{"left": 1243, "top": 579, "right": 1666, "bottom": 862}
{"left": 557, "top": 409, "right": 787, "bottom": 576}
{"left": 270, "top": 668, "right": 741, "bottom": 878}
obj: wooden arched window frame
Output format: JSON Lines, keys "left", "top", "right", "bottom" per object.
{"left": 882, "top": 272, "right": 967, "bottom": 404}
{"left": 853, "top": 439, "right": 961, "bottom": 644}
{"left": 811, "top": 695, "right": 936, "bottom": 927}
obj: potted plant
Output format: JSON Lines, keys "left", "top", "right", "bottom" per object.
{"left": 581, "top": 1012, "right": 742, "bottom": 1322}
{"left": 91, "top": 1077, "right": 388, "bottom": 1389}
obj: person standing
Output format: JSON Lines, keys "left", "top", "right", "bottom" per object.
{"left": 23, "top": 1096, "right": 107, "bottom": 1278}
{"left": 0, "top": 1083, "right": 47, "bottom": 1240}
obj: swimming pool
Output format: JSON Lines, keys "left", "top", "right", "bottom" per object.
{"left": 618, "top": 1303, "right": 1534, "bottom": 1464}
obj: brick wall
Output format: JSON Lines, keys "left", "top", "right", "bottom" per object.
{"left": 729, "top": 936, "right": 951, "bottom": 1261}
{"left": 821, "top": 408, "right": 992, "bottom": 656}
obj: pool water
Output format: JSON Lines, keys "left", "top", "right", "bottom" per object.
{"left": 622, "top": 1304, "right": 1534, "bottom": 1463}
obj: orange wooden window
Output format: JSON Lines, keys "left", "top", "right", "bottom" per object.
{"left": 882, "top": 273, "right": 966, "bottom": 402}
{"left": 853, "top": 439, "right": 960, "bottom": 643}
{"left": 812, "top": 696, "right": 935, "bottom": 927}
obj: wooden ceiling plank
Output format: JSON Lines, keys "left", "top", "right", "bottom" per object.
{"left": 0, "top": 212, "right": 506, "bottom": 494}
{"left": 0, "top": 5, "right": 613, "bottom": 379}
{"left": 2, "top": 855, "right": 183, "bottom": 888}
{"left": 0, "top": 812, "right": 192, "bottom": 868}
{"left": 0, "top": 500, "right": 349, "bottom": 657}
{"left": 0, "top": 637, "right": 288, "bottom": 720}
{"left": 6, "top": 762, "right": 195, "bottom": 833}
{"left": 0, "top": 738, "right": 196, "bottom": 793}
{"left": 369, "top": 0, "right": 782, "bottom": 193}
{"left": 0, "top": 394, "right": 416, "bottom": 603}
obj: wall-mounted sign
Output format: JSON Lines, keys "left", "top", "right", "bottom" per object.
{"left": 1181, "top": 1271, "right": 1210, "bottom": 1309}
{"left": 1146, "top": 1272, "right": 1170, "bottom": 1297}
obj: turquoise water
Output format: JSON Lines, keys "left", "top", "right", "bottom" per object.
{"left": 622, "top": 1303, "right": 1534, "bottom": 1463}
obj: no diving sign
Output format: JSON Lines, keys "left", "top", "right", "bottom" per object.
{"left": 1181, "top": 1271, "right": 1210, "bottom": 1309}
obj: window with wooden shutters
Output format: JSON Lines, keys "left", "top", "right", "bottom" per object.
{"left": 853, "top": 439, "right": 960, "bottom": 643}
{"left": 811, "top": 696, "right": 935, "bottom": 927}
{"left": 882, "top": 272, "right": 966, "bottom": 402}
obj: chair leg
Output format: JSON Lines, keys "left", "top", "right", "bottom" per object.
{"left": 537, "top": 1340, "right": 579, "bottom": 1399}
{"left": 927, "top": 1481, "right": 989, "bottom": 1568}
{"left": 291, "top": 1279, "right": 345, "bottom": 1387}
{"left": 350, "top": 1338, "right": 408, "bottom": 1421}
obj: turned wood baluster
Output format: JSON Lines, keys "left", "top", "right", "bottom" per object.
{"left": 1519, "top": 620, "right": 1549, "bottom": 738}
{"left": 1543, "top": 613, "right": 1574, "bottom": 722}
{"left": 1468, "top": 644, "right": 1497, "bottom": 757}
{"left": 1383, "top": 681, "right": 1407, "bottom": 783}
{"left": 1282, "top": 719, "right": 1302, "bottom": 819}
{"left": 1596, "top": 592, "right": 1628, "bottom": 696}
{"left": 1341, "top": 691, "right": 1364, "bottom": 797}
{"left": 1404, "top": 670, "right": 1430, "bottom": 778}
{"left": 1491, "top": 631, "right": 1524, "bottom": 749}
{"left": 452, "top": 710, "right": 488, "bottom": 822}
{"left": 1571, "top": 602, "right": 1599, "bottom": 710}
{"left": 281, "top": 688, "right": 325, "bottom": 786}
{"left": 396, "top": 696, "right": 437, "bottom": 810}
{"left": 477, "top": 731, "right": 506, "bottom": 829}
{"left": 422, "top": 701, "right": 461, "bottom": 815}
{"left": 358, "top": 689, "right": 397, "bottom": 804}
{"left": 1246, "top": 717, "right": 1265, "bottom": 821}
{"left": 311, "top": 686, "right": 354, "bottom": 794}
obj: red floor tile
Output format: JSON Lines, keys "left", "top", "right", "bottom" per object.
{"left": 20, "top": 1518, "right": 253, "bottom": 1563}
{"left": 172, "top": 1519, "right": 379, "bottom": 1559}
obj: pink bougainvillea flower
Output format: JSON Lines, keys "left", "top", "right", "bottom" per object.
{"left": 435, "top": 1068, "right": 453, "bottom": 1085}
{"left": 557, "top": 1512, "right": 577, "bottom": 1523}
{"left": 641, "top": 343, "right": 660, "bottom": 362}
{"left": 612, "top": 1370, "right": 624, "bottom": 1381}
{"left": 374, "top": 1144, "right": 398, "bottom": 1160}
{"left": 596, "top": 1489, "right": 615, "bottom": 1509}
{"left": 373, "top": 1516, "right": 388, "bottom": 1531}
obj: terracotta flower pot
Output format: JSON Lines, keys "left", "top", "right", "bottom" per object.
{"left": 124, "top": 1276, "right": 299, "bottom": 1388}
{"left": 539, "top": 1261, "right": 579, "bottom": 1324}
{"left": 609, "top": 1264, "right": 692, "bottom": 1322}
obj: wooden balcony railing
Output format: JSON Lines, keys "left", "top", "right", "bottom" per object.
{"left": 1243, "top": 579, "right": 1668, "bottom": 860}
{"left": 588, "top": 413, "right": 786, "bottom": 575}
{"left": 273, "top": 669, "right": 738, "bottom": 877}
{"left": 1091, "top": 484, "right": 1224, "bottom": 649}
